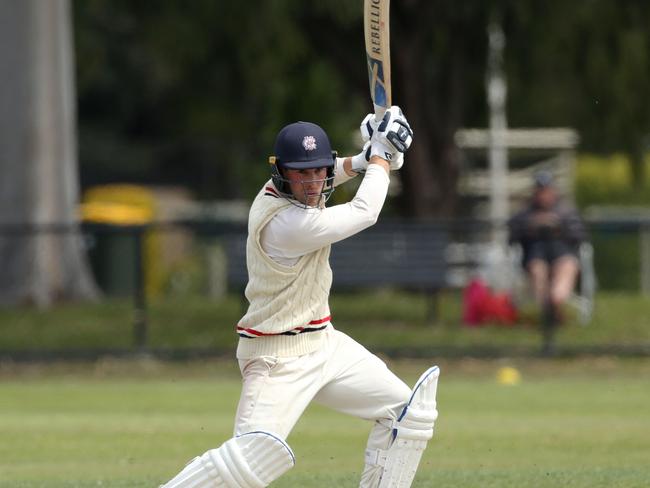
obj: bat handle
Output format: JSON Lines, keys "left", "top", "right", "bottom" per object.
{"left": 373, "top": 104, "right": 387, "bottom": 123}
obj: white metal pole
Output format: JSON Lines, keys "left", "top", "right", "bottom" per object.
{"left": 487, "top": 19, "right": 509, "bottom": 247}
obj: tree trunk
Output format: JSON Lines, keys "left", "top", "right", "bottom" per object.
{"left": 392, "top": 1, "right": 474, "bottom": 218}
{"left": 0, "top": 0, "right": 99, "bottom": 306}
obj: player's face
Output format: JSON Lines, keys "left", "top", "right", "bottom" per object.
{"left": 285, "top": 167, "right": 328, "bottom": 207}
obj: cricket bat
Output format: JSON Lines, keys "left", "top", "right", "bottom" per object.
{"left": 364, "top": 0, "right": 391, "bottom": 122}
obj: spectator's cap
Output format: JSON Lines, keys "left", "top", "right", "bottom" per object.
{"left": 533, "top": 170, "right": 555, "bottom": 189}
{"left": 270, "top": 121, "right": 336, "bottom": 170}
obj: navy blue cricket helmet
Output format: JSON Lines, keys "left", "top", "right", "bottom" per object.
{"left": 268, "top": 121, "right": 336, "bottom": 204}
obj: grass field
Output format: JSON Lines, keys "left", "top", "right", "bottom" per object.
{"left": 1, "top": 357, "right": 649, "bottom": 487}
{"left": 1, "top": 291, "right": 649, "bottom": 354}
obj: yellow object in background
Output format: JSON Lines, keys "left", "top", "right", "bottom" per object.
{"left": 496, "top": 366, "right": 522, "bottom": 386}
{"left": 81, "top": 184, "right": 161, "bottom": 298}
{"left": 80, "top": 201, "right": 153, "bottom": 225}
{"left": 81, "top": 184, "right": 156, "bottom": 225}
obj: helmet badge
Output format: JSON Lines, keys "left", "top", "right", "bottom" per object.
{"left": 302, "top": 135, "right": 317, "bottom": 151}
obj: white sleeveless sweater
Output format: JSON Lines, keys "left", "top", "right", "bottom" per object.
{"left": 236, "top": 181, "right": 332, "bottom": 359}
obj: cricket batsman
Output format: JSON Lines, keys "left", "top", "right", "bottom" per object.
{"left": 161, "top": 107, "right": 439, "bottom": 487}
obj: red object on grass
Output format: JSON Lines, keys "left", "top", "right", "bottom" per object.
{"left": 462, "top": 278, "right": 518, "bottom": 326}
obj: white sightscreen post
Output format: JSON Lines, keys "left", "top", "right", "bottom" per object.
{"left": 486, "top": 19, "right": 509, "bottom": 247}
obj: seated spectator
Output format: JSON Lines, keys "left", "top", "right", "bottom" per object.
{"left": 508, "top": 171, "right": 588, "bottom": 353}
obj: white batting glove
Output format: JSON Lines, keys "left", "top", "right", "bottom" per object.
{"left": 360, "top": 113, "right": 378, "bottom": 143}
{"left": 369, "top": 147, "right": 404, "bottom": 170}
{"left": 368, "top": 141, "right": 404, "bottom": 170}
{"left": 366, "top": 142, "right": 404, "bottom": 171}
{"left": 374, "top": 105, "right": 414, "bottom": 154}
{"left": 369, "top": 138, "right": 398, "bottom": 162}
{"left": 350, "top": 141, "right": 371, "bottom": 173}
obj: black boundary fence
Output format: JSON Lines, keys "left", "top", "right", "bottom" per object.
{"left": 1, "top": 217, "right": 650, "bottom": 361}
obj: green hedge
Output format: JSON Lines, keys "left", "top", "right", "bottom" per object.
{"left": 575, "top": 153, "right": 650, "bottom": 208}
{"left": 574, "top": 153, "right": 650, "bottom": 291}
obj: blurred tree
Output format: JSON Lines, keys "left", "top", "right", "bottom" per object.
{"left": 302, "top": 1, "right": 490, "bottom": 217}
{"left": 73, "top": 0, "right": 650, "bottom": 215}
{"left": 392, "top": 1, "right": 489, "bottom": 216}
{"left": 74, "top": 0, "right": 365, "bottom": 200}
{"left": 74, "top": 0, "right": 490, "bottom": 217}
{"left": 573, "top": 1, "right": 650, "bottom": 188}
{"left": 0, "top": 0, "right": 98, "bottom": 306}
{"left": 505, "top": 0, "right": 650, "bottom": 189}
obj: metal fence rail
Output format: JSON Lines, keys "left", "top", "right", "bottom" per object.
{"left": 1, "top": 217, "right": 649, "bottom": 354}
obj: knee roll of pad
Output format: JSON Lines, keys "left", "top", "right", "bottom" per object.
{"left": 394, "top": 365, "right": 439, "bottom": 442}
{"left": 395, "top": 406, "right": 437, "bottom": 442}
{"left": 215, "top": 431, "right": 295, "bottom": 487}
{"left": 161, "top": 431, "right": 295, "bottom": 488}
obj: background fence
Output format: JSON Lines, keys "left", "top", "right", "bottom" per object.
{"left": 1, "top": 217, "right": 649, "bottom": 359}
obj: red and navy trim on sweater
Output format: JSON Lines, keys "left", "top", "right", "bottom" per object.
{"left": 264, "top": 186, "right": 280, "bottom": 198}
{"left": 237, "top": 315, "right": 331, "bottom": 338}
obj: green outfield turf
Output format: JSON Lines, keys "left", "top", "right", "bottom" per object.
{"left": 1, "top": 291, "right": 649, "bottom": 353}
{"left": 1, "top": 358, "right": 649, "bottom": 487}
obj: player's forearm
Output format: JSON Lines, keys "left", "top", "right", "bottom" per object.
{"left": 368, "top": 155, "right": 390, "bottom": 174}
{"left": 310, "top": 164, "right": 390, "bottom": 242}
{"left": 325, "top": 160, "right": 390, "bottom": 233}
{"left": 333, "top": 157, "right": 361, "bottom": 187}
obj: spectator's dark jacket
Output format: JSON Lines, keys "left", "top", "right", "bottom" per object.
{"left": 508, "top": 201, "right": 587, "bottom": 264}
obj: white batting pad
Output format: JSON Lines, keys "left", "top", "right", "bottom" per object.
{"left": 161, "top": 431, "right": 295, "bottom": 488}
{"left": 403, "top": 365, "right": 439, "bottom": 420}
{"left": 377, "top": 365, "right": 440, "bottom": 488}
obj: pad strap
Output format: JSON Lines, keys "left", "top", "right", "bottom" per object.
{"left": 365, "top": 448, "right": 388, "bottom": 467}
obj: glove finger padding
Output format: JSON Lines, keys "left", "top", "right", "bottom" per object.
{"left": 375, "top": 105, "right": 414, "bottom": 154}
{"left": 360, "top": 113, "right": 378, "bottom": 143}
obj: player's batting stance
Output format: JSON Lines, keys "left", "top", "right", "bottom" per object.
{"left": 160, "top": 108, "right": 439, "bottom": 488}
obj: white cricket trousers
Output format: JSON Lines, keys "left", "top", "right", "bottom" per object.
{"left": 235, "top": 326, "right": 411, "bottom": 486}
